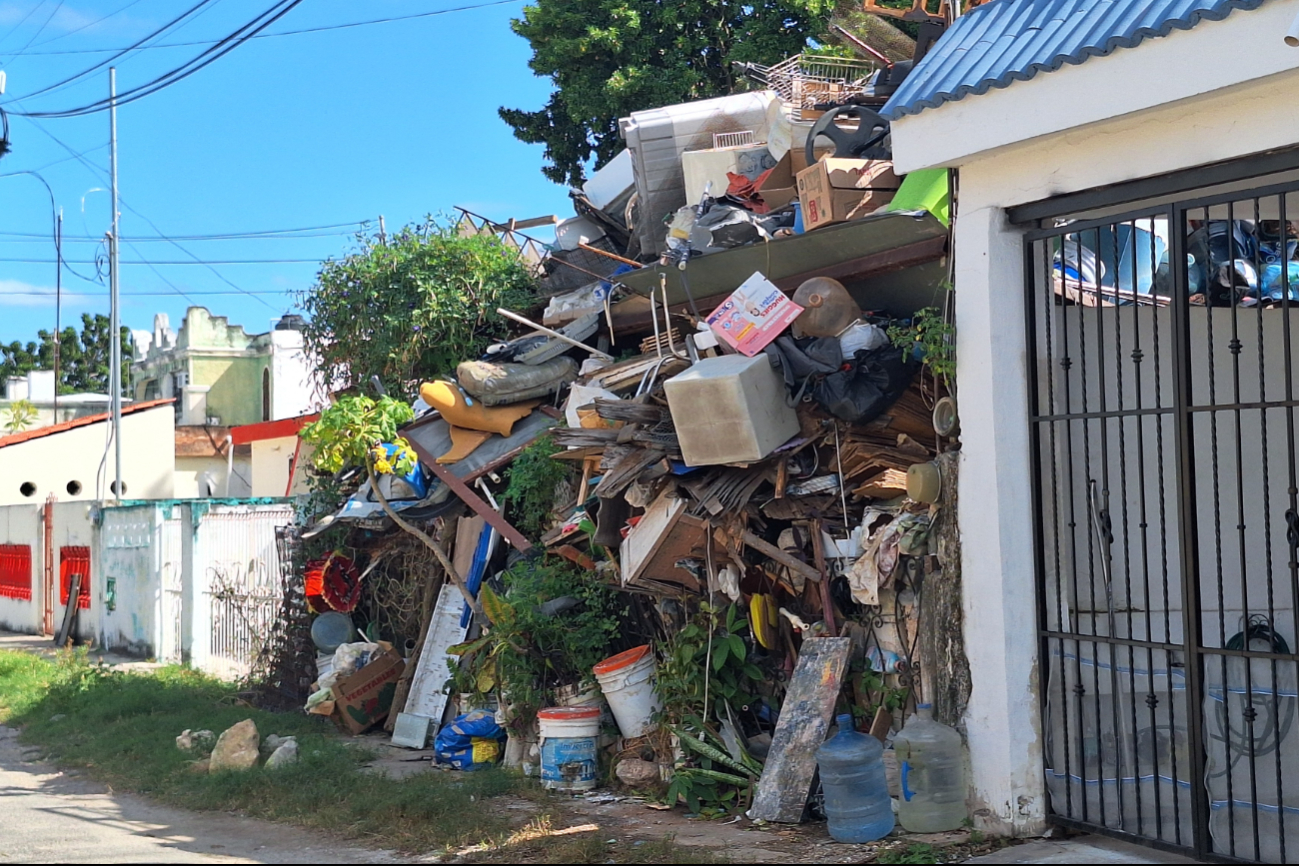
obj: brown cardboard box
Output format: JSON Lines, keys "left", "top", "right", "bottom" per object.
{"left": 332, "top": 648, "right": 406, "bottom": 734}
{"left": 796, "top": 158, "right": 900, "bottom": 231}
{"left": 754, "top": 150, "right": 813, "bottom": 212}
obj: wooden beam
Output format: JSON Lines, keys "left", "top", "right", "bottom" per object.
{"left": 407, "top": 438, "right": 534, "bottom": 552}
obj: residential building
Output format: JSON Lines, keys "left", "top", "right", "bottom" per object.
{"left": 229, "top": 413, "right": 318, "bottom": 498}
{"left": 883, "top": 0, "right": 1299, "bottom": 860}
{"left": 131, "top": 307, "right": 322, "bottom": 427}
{"left": 0, "top": 399, "right": 175, "bottom": 506}
{"left": 2, "top": 370, "right": 117, "bottom": 429}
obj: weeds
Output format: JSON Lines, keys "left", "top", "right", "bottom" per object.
{"left": 877, "top": 843, "right": 939, "bottom": 864}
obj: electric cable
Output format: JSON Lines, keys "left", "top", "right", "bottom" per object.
{"left": 0, "top": 1, "right": 53, "bottom": 53}
{"left": 8, "top": 1, "right": 69, "bottom": 59}
{"left": 0, "top": 220, "right": 367, "bottom": 240}
{"left": 0, "top": 166, "right": 100, "bottom": 281}
{"left": 16, "top": 0, "right": 148, "bottom": 53}
{"left": 10, "top": 0, "right": 303, "bottom": 118}
{"left": 20, "top": 116, "right": 279, "bottom": 310}
{"left": 3, "top": 0, "right": 220, "bottom": 105}
{"left": 0, "top": 1, "right": 524, "bottom": 56}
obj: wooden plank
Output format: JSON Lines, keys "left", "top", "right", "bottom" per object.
{"left": 736, "top": 529, "right": 822, "bottom": 584}
{"left": 409, "top": 445, "right": 533, "bottom": 552}
{"left": 748, "top": 637, "right": 852, "bottom": 823}
{"left": 54, "top": 572, "right": 81, "bottom": 648}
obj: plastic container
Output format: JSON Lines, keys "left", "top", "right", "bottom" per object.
{"left": 538, "top": 706, "right": 601, "bottom": 791}
{"left": 893, "top": 703, "right": 967, "bottom": 832}
{"left": 815, "top": 714, "right": 895, "bottom": 843}
{"left": 664, "top": 354, "right": 801, "bottom": 467}
{"left": 310, "top": 612, "right": 355, "bottom": 654}
{"left": 592, "top": 645, "right": 661, "bottom": 738}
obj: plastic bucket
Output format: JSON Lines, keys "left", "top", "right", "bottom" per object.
{"left": 538, "top": 706, "right": 601, "bottom": 791}
{"left": 592, "top": 645, "right": 661, "bottom": 739}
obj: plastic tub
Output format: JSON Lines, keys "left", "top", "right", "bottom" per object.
{"left": 593, "top": 646, "right": 661, "bottom": 738}
{"left": 310, "top": 612, "right": 355, "bottom": 654}
{"left": 538, "top": 706, "right": 601, "bottom": 791}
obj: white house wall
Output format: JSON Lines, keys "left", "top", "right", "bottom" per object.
{"left": 884, "top": 0, "right": 1299, "bottom": 838}
{"left": 0, "top": 504, "right": 41, "bottom": 634}
{"left": 0, "top": 405, "right": 176, "bottom": 506}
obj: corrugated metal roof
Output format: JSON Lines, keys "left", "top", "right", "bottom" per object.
{"left": 881, "top": 0, "right": 1266, "bottom": 120}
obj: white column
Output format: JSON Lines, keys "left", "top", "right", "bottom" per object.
{"left": 954, "top": 203, "right": 1047, "bottom": 836}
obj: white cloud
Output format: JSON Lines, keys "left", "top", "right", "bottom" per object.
{"left": 0, "top": 3, "right": 145, "bottom": 37}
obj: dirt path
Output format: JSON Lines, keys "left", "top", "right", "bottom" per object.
{"left": 0, "top": 726, "right": 408, "bottom": 864}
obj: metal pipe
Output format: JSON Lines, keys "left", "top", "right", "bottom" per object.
{"left": 495, "top": 307, "right": 614, "bottom": 361}
{"left": 225, "top": 434, "right": 234, "bottom": 497}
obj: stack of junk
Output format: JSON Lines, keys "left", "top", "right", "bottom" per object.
{"left": 290, "top": 38, "right": 971, "bottom": 839}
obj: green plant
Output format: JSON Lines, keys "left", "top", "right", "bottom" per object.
{"left": 878, "top": 843, "right": 940, "bottom": 865}
{"left": 656, "top": 602, "right": 764, "bottom": 726}
{"left": 888, "top": 304, "right": 955, "bottom": 382}
{"left": 297, "top": 218, "right": 537, "bottom": 400}
{"left": 500, "top": 435, "right": 573, "bottom": 541}
{"left": 299, "top": 395, "right": 416, "bottom": 477}
{"left": 449, "top": 557, "right": 624, "bottom": 724}
{"left": 665, "top": 724, "right": 762, "bottom": 817}
{"left": 3, "top": 398, "right": 37, "bottom": 433}
{"left": 850, "top": 657, "right": 909, "bottom": 724}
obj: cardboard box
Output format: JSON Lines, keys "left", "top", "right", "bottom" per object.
{"left": 332, "top": 648, "right": 405, "bottom": 734}
{"left": 705, "top": 271, "right": 804, "bottom": 357}
{"left": 753, "top": 150, "right": 812, "bottom": 212}
{"left": 796, "top": 159, "right": 900, "bottom": 231}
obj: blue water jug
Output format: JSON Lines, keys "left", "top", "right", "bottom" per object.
{"left": 815, "top": 714, "right": 895, "bottom": 843}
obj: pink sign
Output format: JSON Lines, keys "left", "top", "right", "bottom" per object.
{"left": 706, "top": 271, "right": 804, "bottom": 357}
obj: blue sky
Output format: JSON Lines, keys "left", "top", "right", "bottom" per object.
{"left": 0, "top": 0, "right": 571, "bottom": 345}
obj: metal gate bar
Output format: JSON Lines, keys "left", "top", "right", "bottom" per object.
{"left": 1026, "top": 178, "right": 1299, "bottom": 862}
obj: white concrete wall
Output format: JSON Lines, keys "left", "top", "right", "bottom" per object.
{"left": 249, "top": 436, "right": 313, "bottom": 497}
{"left": 0, "top": 405, "right": 176, "bottom": 506}
{"left": 0, "top": 504, "right": 41, "bottom": 634}
{"left": 175, "top": 455, "right": 252, "bottom": 499}
{"left": 269, "top": 330, "right": 323, "bottom": 421}
{"left": 884, "top": 0, "right": 1299, "bottom": 837}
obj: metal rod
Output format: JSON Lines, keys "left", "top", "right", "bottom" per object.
{"left": 109, "top": 67, "right": 122, "bottom": 501}
{"left": 53, "top": 209, "right": 60, "bottom": 420}
{"left": 494, "top": 307, "right": 615, "bottom": 361}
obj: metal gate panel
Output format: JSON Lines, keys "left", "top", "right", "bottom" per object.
{"left": 159, "top": 515, "right": 185, "bottom": 664}
{"left": 1027, "top": 181, "right": 1299, "bottom": 862}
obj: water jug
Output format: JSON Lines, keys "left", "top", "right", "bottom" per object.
{"left": 893, "top": 703, "right": 966, "bottom": 832}
{"left": 815, "top": 714, "right": 895, "bottom": 843}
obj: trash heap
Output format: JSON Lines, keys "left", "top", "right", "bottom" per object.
{"left": 291, "top": 50, "right": 967, "bottom": 830}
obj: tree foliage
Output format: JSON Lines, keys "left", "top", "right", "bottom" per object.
{"left": 501, "top": 0, "right": 837, "bottom": 187}
{"left": 0, "top": 313, "right": 131, "bottom": 395}
{"left": 296, "top": 219, "right": 538, "bottom": 400}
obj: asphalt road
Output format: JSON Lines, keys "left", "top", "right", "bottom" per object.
{"left": 0, "top": 726, "right": 405, "bottom": 864}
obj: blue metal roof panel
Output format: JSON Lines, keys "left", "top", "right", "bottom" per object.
{"left": 881, "top": 0, "right": 1267, "bottom": 120}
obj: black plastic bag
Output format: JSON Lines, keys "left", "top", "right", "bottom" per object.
{"left": 812, "top": 346, "right": 916, "bottom": 424}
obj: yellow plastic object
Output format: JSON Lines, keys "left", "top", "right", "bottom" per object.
{"left": 751, "top": 593, "right": 778, "bottom": 649}
{"left": 420, "top": 380, "right": 538, "bottom": 437}
{"left": 436, "top": 426, "right": 493, "bottom": 465}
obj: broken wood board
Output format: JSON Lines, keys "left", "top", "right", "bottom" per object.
{"left": 620, "top": 487, "right": 705, "bottom": 590}
{"left": 396, "top": 582, "right": 467, "bottom": 738}
{"left": 453, "top": 515, "right": 486, "bottom": 580}
{"left": 748, "top": 637, "right": 851, "bottom": 823}
{"left": 853, "top": 467, "right": 909, "bottom": 500}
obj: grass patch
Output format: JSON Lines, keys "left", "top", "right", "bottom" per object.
{"left": 0, "top": 649, "right": 523, "bottom": 853}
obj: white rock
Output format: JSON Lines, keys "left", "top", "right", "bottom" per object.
{"left": 208, "top": 719, "right": 260, "bottom": 773}
{"left": 261, "top": 734, "right": 295, "bottom": 757}
{"left": 265, "top": 739, "right": 299, "bottom": 769}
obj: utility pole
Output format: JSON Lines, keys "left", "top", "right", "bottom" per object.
{"left": 109, "top": 67, "right": 122, "bottom": 500}
{"left": 53, "top": 209, "right": 61, "bottom": 419}
{"left": 378, "top": 214, "right": 386, "bottom": 246}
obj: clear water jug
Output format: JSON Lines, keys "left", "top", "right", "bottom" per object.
{"left": 893, "top": 703, "right": 966, "bottom": 832}
{"left": 815, "top": 714, "right": 895, "bottom": 843}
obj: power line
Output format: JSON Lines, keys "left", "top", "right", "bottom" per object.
{"left": 10, "top": 0, "right": 303, "bottom": 118}
{"left": 3, "top": 0, "right": 220, "bottom": 105}
{"left": 20, "top": 0, "right": 149, "bottom": 52}
{"left": 20, "top": 116, "right": 282, "bottom": 311}
{"left": 0, "top": 256, "right": 326, "bottom": 263}
{"left": 0, "top": 288, "right": 293, "bottom": 296}
{"left": 0, "top": 1, "right": 53, "bottom": 53}
{"left": 0, "top": 221, "right": 368, "bottom": 240}
{"left": 9, "top": 1, "right": 70, "bottom": 58}
{"left": 0, "top": 1, "right": 524, "bottom": 57}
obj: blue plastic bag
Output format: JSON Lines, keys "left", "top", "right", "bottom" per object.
{"left": 434, "top": 710, "right": 505, "bottom": 771}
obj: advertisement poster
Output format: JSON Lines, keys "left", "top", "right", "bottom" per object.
{"left": 705, "top": 271, "right": 804, "bottom": 357}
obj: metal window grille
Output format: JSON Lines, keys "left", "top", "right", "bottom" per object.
{"left": 58, "top": 546, "right": 90, "bottom": 610}
{"left": 1026, "top": 175, "right": 1299, "bottom": 862}
{"left": 0, "top": 544, "right": 31, "bottom": 601}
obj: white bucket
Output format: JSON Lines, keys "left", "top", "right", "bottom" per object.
{"left": 538, "top": 706, "right": 601, "bottom": 791}
{"left": 592, "top": 645, "right": 661, "bottom": 739}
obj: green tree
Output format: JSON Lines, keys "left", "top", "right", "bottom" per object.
{"left": 500, "top": 0, "right": 837, "bottom": 187}
{"left": 0, "top": 313, "right": 130, "bottom": 396}
{"left": 296, "top": 218, "right": 537, "bottom": 400}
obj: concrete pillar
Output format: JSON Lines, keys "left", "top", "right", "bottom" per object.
{"left": 953, "top": 203, "right": 1047, "bottom": 836}
{"left": 180, "top": 385, "right": 211, "bottom": 426}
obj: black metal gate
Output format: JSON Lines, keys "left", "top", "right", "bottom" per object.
{"left": 1027, "top": 177, "right": 1299, "bottom": 862}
